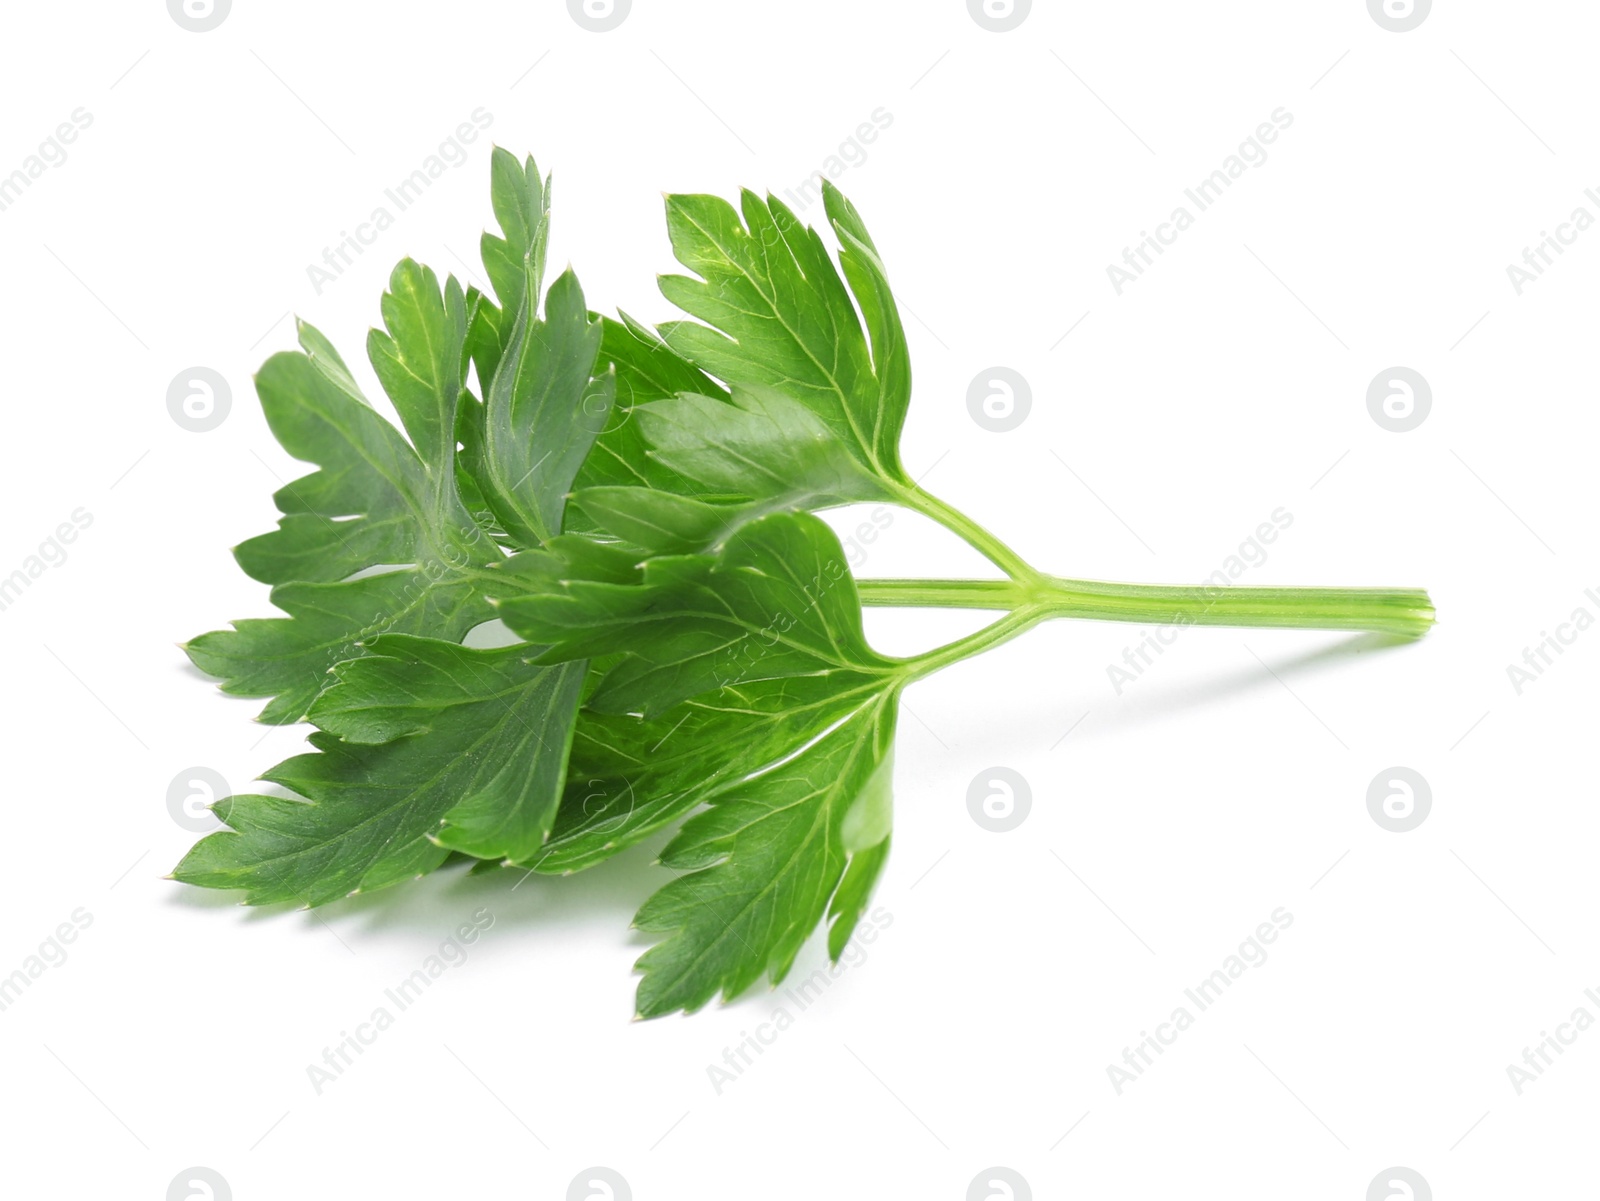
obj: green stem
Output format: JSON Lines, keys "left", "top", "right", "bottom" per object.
{"left": 865, "top": 576, "right": 1436, "bottom": 639}
{"left": 900, "top": 606, "right": 1049, "bottom": 682}
{"left": 891, "top": 483, "right": 1038, "bottom": 582}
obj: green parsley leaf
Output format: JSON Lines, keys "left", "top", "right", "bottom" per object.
{"left": 658, "top": 188, "right": 911, "bottom": 487}
{"left": 494, "top": 512, "right": 894, "bottom": 716}
{"left": 572, "top": 312, "right": 731, "bottom": 498}
{"left": 481, "top": 148, "right": 550, "bottom": 322}
{"left": 172, "top": 635, "right": 584, "bottom": 903}
{"left": 518, "top": 512, "right": 903, "bottom": 876}
{"left": 632, "top": 687, "right": 897, "bottom": 1016}
{"left": 496, "top": 510, "right": 905, "bottom": 1012}
{"left": 477, "top": 267, "right": 614, "bottom": 547}
{"left": 183, "top": 266, "right": 497, "bottom": 723}
{"left": 530, "top": 670, "right": 895, "bottom": 874}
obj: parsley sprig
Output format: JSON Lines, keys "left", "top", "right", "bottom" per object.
{"left": 176, "top": 150, "right": 1433, "bottom": 1017}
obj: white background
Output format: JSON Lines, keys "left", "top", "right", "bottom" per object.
{"left": 1, "top": 2, "right": 1595, "bottom": 1198}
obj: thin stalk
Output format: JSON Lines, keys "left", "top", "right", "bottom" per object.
{"left": 900, "top": 606, "right": 1049, "bottom": 682}
{"left": 860, "top": 579, "right": 1028, "bottom": 609}
{"left": 891, "top": 483, "right": 1038, "bottom": 582}
{"left": 861, "top": 576, "right": 1436, "bottom": 640}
